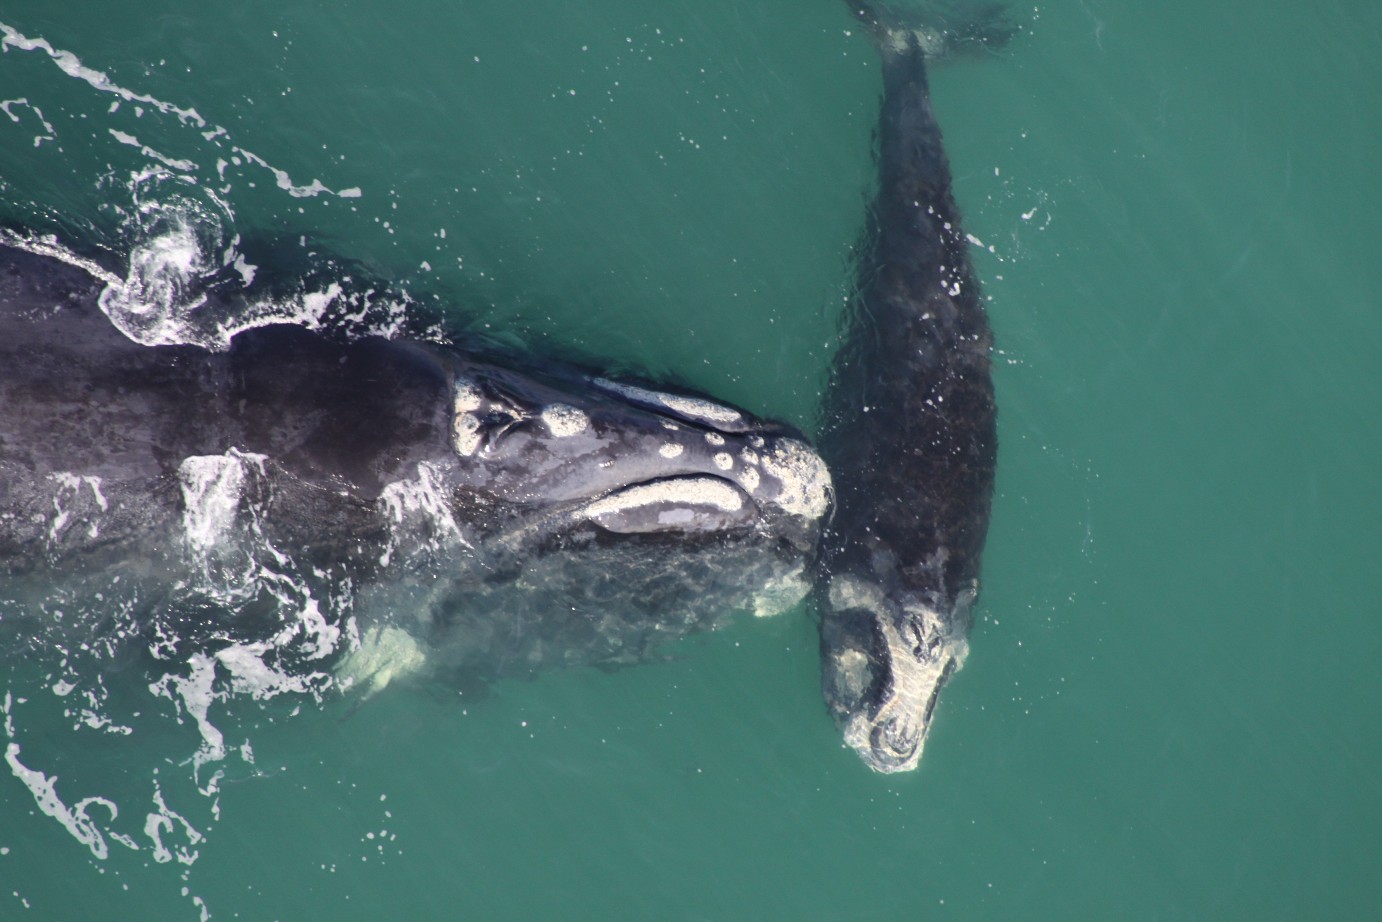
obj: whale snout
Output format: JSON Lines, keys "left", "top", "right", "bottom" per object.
{"left": 821, "top": 580, "right": 967, "bottom": 773}
{"left": 442, "top": 360, "right": 830, "bottom": 546}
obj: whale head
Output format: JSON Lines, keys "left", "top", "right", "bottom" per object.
{"left": 819, "top": 577, "right": 970, "bottom": 773}
{"left": 368, "top": 352, "right": 833, "bottom": 682}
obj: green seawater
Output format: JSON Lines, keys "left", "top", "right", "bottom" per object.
{"left": 1, "top": 1, "right": 1380, "bottom": 918}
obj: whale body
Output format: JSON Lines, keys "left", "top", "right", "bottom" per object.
{"left": 0, "top": 241, "right": 830, "bottom": 690}
{"left": 815, "top": 3, "right": 1001, "bottom": 772}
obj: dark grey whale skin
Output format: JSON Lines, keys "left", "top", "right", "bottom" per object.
{"left": 0, "top": 243, "right": 827, "bottom": 683}
{"left": 817, "top": 9, "right": 999, "bottom": 772}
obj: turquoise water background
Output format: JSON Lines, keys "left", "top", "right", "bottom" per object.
{"left": 2, "top": 0, "right": 1380, "bottom": 918}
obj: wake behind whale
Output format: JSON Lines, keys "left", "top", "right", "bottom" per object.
{"left": 0, "top": 0, "right": 1008, "bottom": 777}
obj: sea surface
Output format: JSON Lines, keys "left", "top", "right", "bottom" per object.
{"left": 2, "top": 1, "right": 1379, "bottom": 919}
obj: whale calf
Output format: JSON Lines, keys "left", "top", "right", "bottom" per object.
{"left": 816, "top": 2, "right": 1002, "bottom": 772}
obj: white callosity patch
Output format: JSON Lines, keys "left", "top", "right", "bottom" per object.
{"left": 540, "top": 403, "right": 589, "bottom": 438}
{"left": 451, "top": 379, "right": 485, "bottom": 456}
{"left": 335, "top": 625, "right": 428, "bottom": 697}
{"left": 658, "top": 442, "right": 684, "bottom": 459}
{"left": 704, "top": 431, "right": 725, "bottom": 446}
{"left": 452, "top": 413, "right": 482, "bottom": 457}
{"left": 452, "top": 378, "right": 484, "bottom": 412}
{"left": 713, "top": 452, "right": 734, "bottom": 471}
{"left": 759, "top": 439, "right": 832, "bottom": 520}
{"left": 582, "top": 477, "right": 744, "bottom": 524}
{"left": 593, "top": 378, "right": 744, "bottom": 427}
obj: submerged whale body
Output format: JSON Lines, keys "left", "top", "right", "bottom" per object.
{"left": 0, "top": 1, "right": 1002, "bottom": 772}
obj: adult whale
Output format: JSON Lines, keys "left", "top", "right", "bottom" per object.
{"left": 816, "top": 2, "right": 1002, "bottom": 772}
{"left": 0, "top": 239, "right": 831, "bottom": 690}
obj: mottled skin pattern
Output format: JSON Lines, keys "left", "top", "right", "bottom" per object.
{"left": 0, "top": 244, "right": 827, "bottom": 685}
{"left": 817, "top": 4, "right": 999, "bottom": 772}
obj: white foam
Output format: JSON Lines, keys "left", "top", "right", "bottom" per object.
{"left": 150, "top": 653, "right": 225, "bottom": 774}
{"left": 214, "top": 644, "right": 313, "bottom": 699}
{"left": 45, "top": 472, "right": 109, "bottom": 543}
{"left": 0, "top": 22, "right": 364, "bottom": 204}
{"left": 278, "top": 596, "right": 342, "bottom": 662}
{"left": 0, "top": 22, "right": 205, "bottom": 126}
{"left": 0, "top": 227, "right": 122, "bottom": 286}
{"left": 108, "top": 128, "right": 197, "bottom": 172}
{"left": 230, "top": 145, "right": 361, "bottom": 200}
{"left": 144, "top": 783, "right": 204, "bottom": 866}
{"left": 177, "top": 453, "right": 254, "bottom": 555}
{"left": 0, "top": 97, "right": 55, "bottom": 145}
{"left": 99, "top": 221, "right": 212, "bottom": 347}
{"left": 5, "top": 742, "right": 120, "bottom": 860}
{"left": 379, "top": 461, "right": 466, "bottom": 549}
